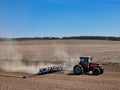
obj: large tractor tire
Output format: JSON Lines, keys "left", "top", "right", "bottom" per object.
{"left": 92, "top": 67, "right": 100, "bottom": 75}
{"left": 73, "top": 65, "right": 83, "bottom": 75}
{"left": 100, "top": 67, "right": 104, "bottom": 74}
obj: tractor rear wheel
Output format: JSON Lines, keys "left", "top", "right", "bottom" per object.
{"left": 73, "top": 65, "right": 83, "bottom": 75}
{"left": 100, "top": 67, "right": 104, "bottom": 74}
{"left": 92, "top": 67, "right": 100, "bottom": 75}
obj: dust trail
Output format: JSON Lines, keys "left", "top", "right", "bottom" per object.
{"left": 0, "top": 39, "right": 79, "bottom": 74}
{"left": 0, "top": 60, "right": 56, "bottom": 73}
{"left": 62, "top": 58, "right": 79, "bottom": 74}
{"left": 0, "top": 41, "right": 22, "bottom": 60}
{"left": 52, "top": 43, "right": 79, "bottom": 71}
{"left": 53, "top": 44, "right": 69, "bottom": 60}
{"left": 0, "top": 40, "right": 56, "bottom": 73}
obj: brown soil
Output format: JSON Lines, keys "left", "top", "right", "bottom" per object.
{"left": 0, "top": 66, "right": 120, "bottom": 90}
{"left": 0, "top": 40, "right": 120, "bottom": 90}
{"left": 0, "top": 40, "right": 120, "bottom": 62}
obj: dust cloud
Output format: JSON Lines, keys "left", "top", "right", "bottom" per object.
{"left": 0, "top": 40, "right": 56, "bottom": 73}
{"left": 53, "top": 44, "right": 69, "bottom": 60}
{"left": 0, "top": 60, "right": 56, "bottom": 73}
{"left": 0, "top": 40, "right": 79, "bottom": 73}
{"left": 53, "top": 44, "right": 79, "bottom": 71}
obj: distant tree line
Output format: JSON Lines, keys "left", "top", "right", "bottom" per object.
{"left": 62, "top": 36, "right": 120, "bottom": 41}
{"left": 0, "top": 36, "right": 120, "bottom": 41}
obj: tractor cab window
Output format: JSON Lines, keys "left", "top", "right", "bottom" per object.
{"left": 80, "top": 58, "right": 89, "bottom": 64}
{"left": 88, "top": 58, "right": 92, "bottom": 63}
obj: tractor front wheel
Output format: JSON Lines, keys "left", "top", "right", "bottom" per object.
{"left": 73, "top": 65, "right": 83, "bottom": 75}
{"left": 92, "top": 67, "right": 100, "bottom": 75}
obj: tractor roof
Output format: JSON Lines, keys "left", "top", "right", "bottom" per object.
{"left": 80, "top": 56, "right": 92, "bottom": 58}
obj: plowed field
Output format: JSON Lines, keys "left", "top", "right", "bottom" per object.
{"left": 0, "top": 66, "right": 120, "bottom": 90}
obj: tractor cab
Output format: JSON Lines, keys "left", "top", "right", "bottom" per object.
{"left": 79, "top": 56, "right": 104, "bottom": 72}
{"left": 80, "top": 56, "right": 92, "bottom": 65}
{"left": 79, "top": 56, "right": 93, "bottom": 72}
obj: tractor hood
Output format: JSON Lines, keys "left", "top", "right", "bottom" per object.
{"left": 89, "top": 63, "right": 102, "bottom": 67}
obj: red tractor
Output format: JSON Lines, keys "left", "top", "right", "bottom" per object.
{"left": 73, "top": 56, "right": 104, "bottom": 75}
